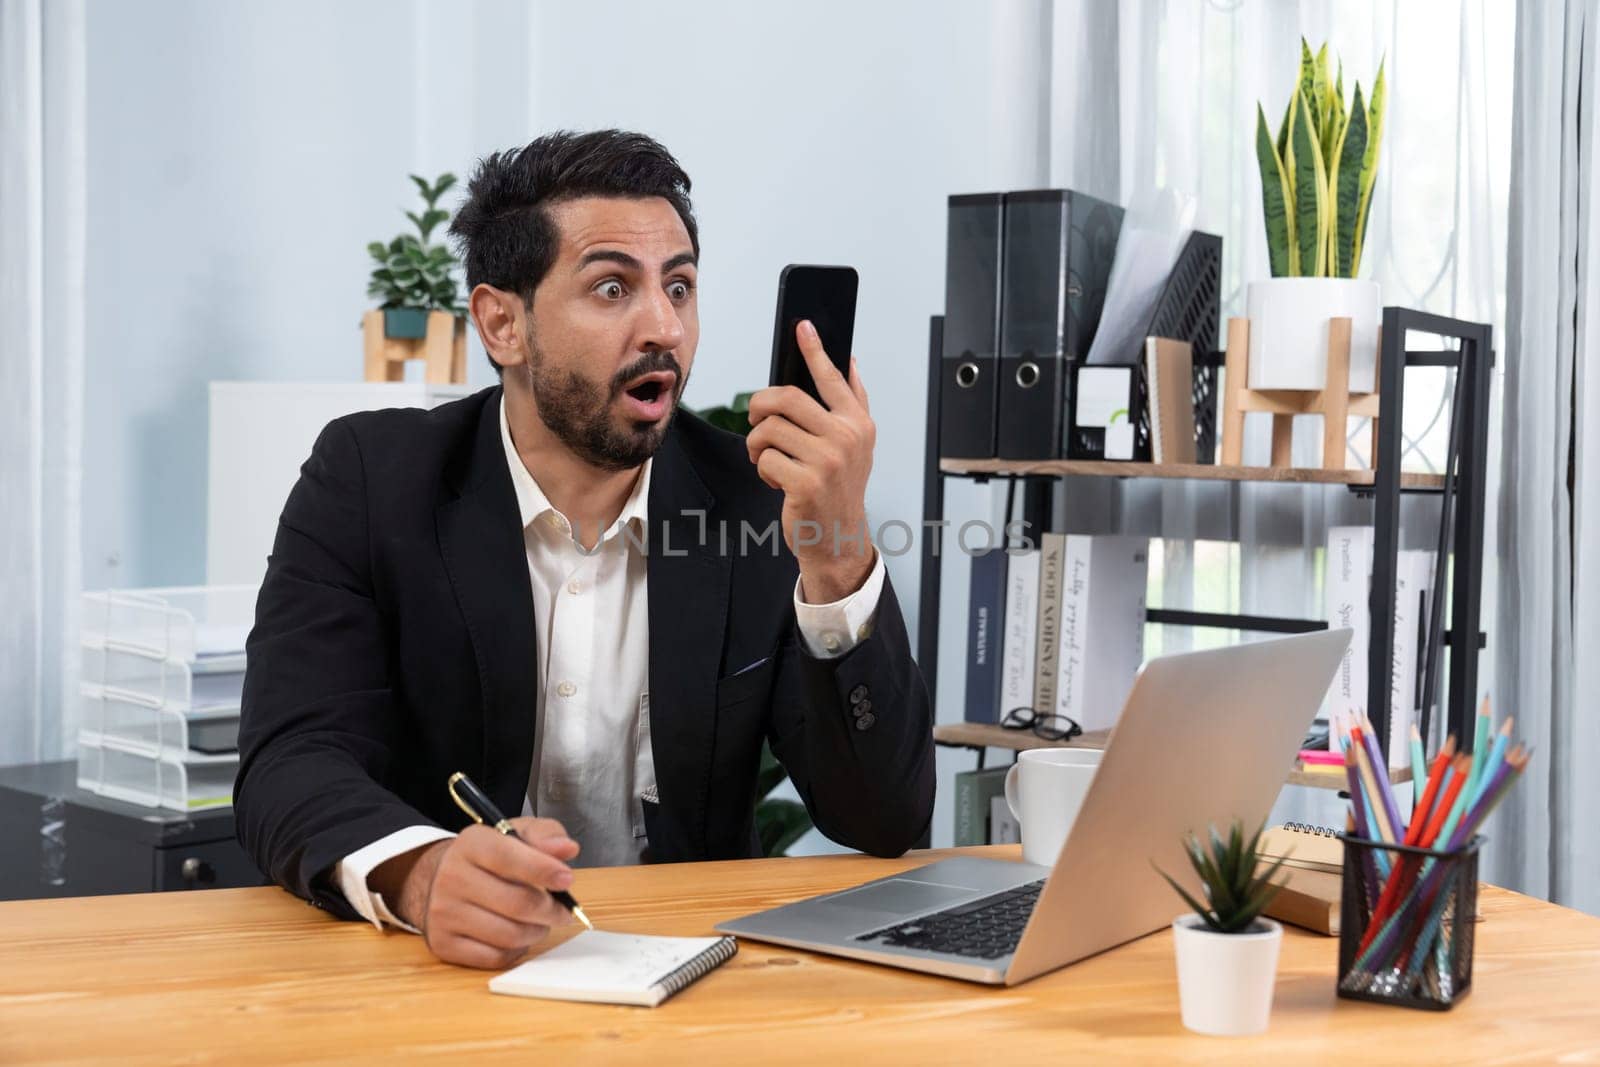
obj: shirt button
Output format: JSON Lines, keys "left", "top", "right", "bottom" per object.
{"left": 556, "top": 680, "right": 577, "bottom": 698}
{"left": 822, "top": 633, "right": 842, "bottom": 653}
{"left": 856, "top": 623, "right": 871, "bottom": 641}
{"left": 544, "top": 512, "right": 562, "bottom": 529}
{"left": 567, "top": 578, "right": 582, "bottom": 595}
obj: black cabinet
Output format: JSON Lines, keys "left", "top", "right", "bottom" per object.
{"left": 0, "top": 760, "right": 265, "bottom": 900}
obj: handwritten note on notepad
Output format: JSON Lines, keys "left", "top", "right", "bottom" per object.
{"left": 488, "top": 930, "right": 738, "bottom": 1007}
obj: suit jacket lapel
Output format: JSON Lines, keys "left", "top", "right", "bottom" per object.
{"left": 646, "top": 423, "right": 729, "bottom": 858}
{"left": 436, "top": 388, "right": 539, "bottom": 819}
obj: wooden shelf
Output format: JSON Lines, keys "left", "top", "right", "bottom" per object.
{"left": 933, "top": 722, "right": 1412, "bottom": 793}
{"left": 940, "top": 457, "right": 1446, "bottom": 490}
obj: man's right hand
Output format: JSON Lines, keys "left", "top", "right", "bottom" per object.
{"left": 372, "top": 817, "right": 581, "bottom": 969}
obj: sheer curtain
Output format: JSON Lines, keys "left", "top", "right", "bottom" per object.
{"left": 0, "top": 0, "right": 86, "bottom": 766}
{"left": 1045, "top": 1, "right": 1511, "bottom": 821}
{"left": 1491, "top": 0, "right": 1600, "bottom": 916}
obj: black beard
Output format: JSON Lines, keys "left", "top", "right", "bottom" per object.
{"left": 525, "top": 340, "right": 684, "bottom": 472}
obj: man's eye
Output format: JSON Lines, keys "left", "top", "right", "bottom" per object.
{"left": 668, "top": 280, "right": 694, "bottom": 301}
{"left": 597, "top": 281, "right": 626, "bottom": 300}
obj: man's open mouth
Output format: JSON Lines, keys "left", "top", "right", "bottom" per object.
{"left": 621, "top": 370, "right": 676, "bottom": 405}
{"left": 618, "top": 369, "right": 678, "bottom": 420}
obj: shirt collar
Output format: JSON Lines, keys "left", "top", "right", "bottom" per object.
{"left": 499, "top": 394, "right": 651, "bottom": 545}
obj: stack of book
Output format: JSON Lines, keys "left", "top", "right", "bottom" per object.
{"left": 964, "top": 534, "right": 1148, "bottom": 733}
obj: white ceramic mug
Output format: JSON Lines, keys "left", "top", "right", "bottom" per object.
{"left": 1003, "top": 747, "right": 1103, "bottom": 867}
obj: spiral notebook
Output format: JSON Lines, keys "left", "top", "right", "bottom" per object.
{"left": 488, "top": 930, "right": 738, "bottom": 1007}
{"left": 1260, "top": 822, "right": 1344, "bottom": 874}
{"left": 1257, "top": 823, "right": 1344, "bottom": 936}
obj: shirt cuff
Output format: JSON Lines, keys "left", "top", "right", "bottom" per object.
{"left": 793, "top": 551, "right": 886, "bottom": 658}
{"left": 334, "top": 824, "right": 456, "bottom": 933}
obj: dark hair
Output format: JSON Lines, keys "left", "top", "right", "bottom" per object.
{"left": 449, "top": 129, "right": 699, "bottom": 373}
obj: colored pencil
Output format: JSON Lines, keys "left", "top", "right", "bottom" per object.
{"left": 1357, "top": 755, "right": 1471, "bottom": 957}
{"left": 1358, "top": 716, "right": 1406, "bottom": 841}
{"left": 1465, "top": 717, "right": 1515, "bottom": 815}
{"left": 1409, "top": 737, "right": 1457, "bottom": 843}
{"left": 1409, "top": 725, "right": 1428, "bottom": 806}
{"left": 1362, "top": 749, "right": 1532, "bottom": 976}
{"left": 1347, "top": 749, "right": 1392, "bottom": 879}
{"left": 1466, "top": 695, "right": 1491, "bottom": 795}
{"left": 1351, "top": 727, "right": 1397, "bottom": 843}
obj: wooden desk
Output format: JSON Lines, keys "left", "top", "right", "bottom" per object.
{"left": 3, "top": 846, "right": 1598, "bottom": 1064}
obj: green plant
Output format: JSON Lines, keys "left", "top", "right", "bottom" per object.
{"left": 689, "top": 389, "right": 814, "bottom": 856}
{"left": 1255, "top": 40, "right": 1387, "bottom": 278}
{"left": 1157, "top": 820, "right": 1288, "bottom": 934}
{"left": 366, "top": 173, "right": 465, "bottom": 314}
{"left": 756, "top": 742, "right": 813, "bottom": 857}
{"left": 696, "top": 391, "right": 755, "bottom": 435}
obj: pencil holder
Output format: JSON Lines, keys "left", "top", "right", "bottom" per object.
{"left": 1336, "top": 834, "right": 1482, "bottom": 1010}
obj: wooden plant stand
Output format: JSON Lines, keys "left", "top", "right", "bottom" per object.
{"left": 1220, "top": 315, "right": 1381, "bottom": 470}
{"left": 362, "top": 310, "right": 467, "bottom": 384}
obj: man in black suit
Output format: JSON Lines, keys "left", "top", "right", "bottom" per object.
{"left": 235, "top": 129, "right": 934, "bottom": 968}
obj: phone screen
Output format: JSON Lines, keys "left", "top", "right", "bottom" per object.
{"left": 768, "top": 265, "right": 858, "bottom": 404}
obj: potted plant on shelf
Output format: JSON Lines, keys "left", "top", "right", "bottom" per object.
{"left": 1160, "top": 820, "right": 1289, "bottom": 1036}
{"left": 362, "top": 172, "right": 468, "bottom": 383}
{"left": 1248, "top": 40, "right": 1387, "bottom": 392}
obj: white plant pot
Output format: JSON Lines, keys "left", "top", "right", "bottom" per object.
{"left": 1171, "top": 914, "right": 1283, "bottom": 1037}
{"left": 1246, "top": 277, "right": 1381, "bottom": 392}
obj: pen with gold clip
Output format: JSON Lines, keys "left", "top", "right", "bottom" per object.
{"left": 447, "top": 771, "right": 593, "bottom": 930}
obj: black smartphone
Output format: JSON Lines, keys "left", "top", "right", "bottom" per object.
{"left": 768, "top": 264, "right": 858, "bottom": 405}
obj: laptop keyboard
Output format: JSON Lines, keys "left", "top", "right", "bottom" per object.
{"left": 853, "top": 879, "right": 1045, "bottom": 960}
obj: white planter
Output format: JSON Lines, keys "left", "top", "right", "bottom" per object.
{"left": 1171, "top": 914, "right": 1283, "bottom": 1037}
{"left": 1246, "top": 278, "right": 1381, "bottom": 392}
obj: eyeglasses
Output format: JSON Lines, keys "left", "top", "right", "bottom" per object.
{"left": 1000, "top": 706, "right": 1082, "bottom": 743}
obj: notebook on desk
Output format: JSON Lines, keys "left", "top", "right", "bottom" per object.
{"left": 489, "top": 930, "right": 737, "bottom": 1007}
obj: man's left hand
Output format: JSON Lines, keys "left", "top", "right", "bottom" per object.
{"left": 746, "top": 319, "right": 877, "bottom": 604}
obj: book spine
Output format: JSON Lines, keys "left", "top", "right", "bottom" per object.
{"left": 1082, "top": 536, "right": 1149, "bottom": 733}
{"left": 989, "top": 794, "right": 1020, "bottom": 845}
{"left": 1388, "top": 550, "right": 1432, "bottom": 768}
{"left": 1054, "top": 535, "right": 1092, "bottom": 724}
{"left": 1000, "top": 550, "right": 1041, "bottom": 715}
{"left": 963, "top": 549, "right": 1009, "bottom": 723}
{"left": 952, "top": 767, "right": 1008, "bottom": 846}
{"left": 1032, "top": 533, "right": 1066, "bottom": 713}
{"left": 1325, "top": 526, "right": 1373, "bottom": 737}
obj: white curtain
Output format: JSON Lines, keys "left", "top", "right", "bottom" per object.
{"left": 1043, "top": 1, "right": 1511, "bottom": 823}
{"left": 0, "top": 0, "right": 86, "bottom": 766}
{"left": 1490, "top": 0, "right": 1600, "bottom": 916}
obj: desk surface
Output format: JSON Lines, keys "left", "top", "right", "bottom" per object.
{"left": 3, "top": 846, "right": 1598, "bottom": 1064}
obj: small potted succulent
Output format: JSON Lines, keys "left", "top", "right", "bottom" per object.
{"left": 1248, "top": 40, "right": 1387, "bottom": 392}
{"left": 1159, "top": 820, "right": 1289, "bottom": 1036}
{"left": 362, "top": 173, "right": 468, "bottom": 383}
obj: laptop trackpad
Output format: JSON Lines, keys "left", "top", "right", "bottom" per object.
{"left": 826, "top": 879, "right": 976, "bottom": 915}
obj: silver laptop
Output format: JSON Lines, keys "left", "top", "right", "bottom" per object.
{"left": 717, "top": 629, "right": 1351, "bottom": 985}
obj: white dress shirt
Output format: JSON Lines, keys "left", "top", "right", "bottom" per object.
{"left": 334, "top": 397, "right": 887, "bottom": 931}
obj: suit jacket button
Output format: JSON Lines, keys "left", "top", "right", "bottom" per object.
{"left": 853, "top": 698, "right": 873, "bottom": 715}
{"left": 854, "top": 712, "right": 876, "bottom": 731}
{"left": 849, "top": 684, "right": 869, "bottom": 704}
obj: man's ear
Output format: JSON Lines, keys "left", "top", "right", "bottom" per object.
{"left": 469, "top": 284, "right": 528, "bottom": 371}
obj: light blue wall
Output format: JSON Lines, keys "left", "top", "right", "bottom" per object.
{"left": 83, "top": 0, "right": 1054, "bottom": 848}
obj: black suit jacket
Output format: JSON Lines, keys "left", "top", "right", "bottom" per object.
{"left": 235, "top": 386, "right": 935, "bottom": 917}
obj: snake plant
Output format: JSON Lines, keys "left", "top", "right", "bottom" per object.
{"left": 1256, "top": 40, "right": 1387, "bottom": 278}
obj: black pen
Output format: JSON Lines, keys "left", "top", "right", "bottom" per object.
{"left": 447, "top": 771, "right": 593, "bottom": 930}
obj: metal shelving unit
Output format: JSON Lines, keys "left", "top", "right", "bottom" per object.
{"left": 917, "top": 307, "right": 1494, "bottom": 767}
